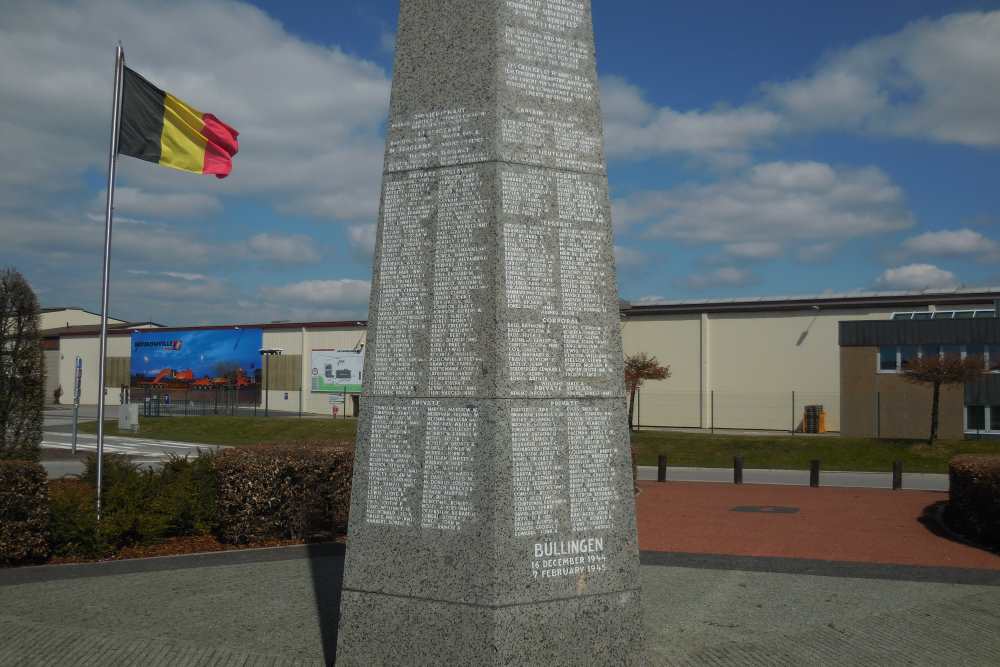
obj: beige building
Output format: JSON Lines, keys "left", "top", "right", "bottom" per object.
{"left": 43, "top": 288, "right": 1000, "bottom": 427}
{"left": 620, "top": 288, "right": 1000, "bottom": 433}
{"left": 39, "top": 308, "right": 155, "bottom": 404}
{"left": 40, "top": 307, "right": 126, "bottom": 331}
{"left": 55, "top": 320, "right": 367, "bottom": 417}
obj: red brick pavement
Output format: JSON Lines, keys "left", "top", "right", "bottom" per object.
{"left": 635, "top": 481, "right": 1000, "bottom": 570}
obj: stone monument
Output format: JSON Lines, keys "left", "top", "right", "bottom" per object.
{"left": 336, "top": 0, "right": 642, "bottom": 663}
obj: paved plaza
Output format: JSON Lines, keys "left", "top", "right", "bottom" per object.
{"left": 2, "top": 481, "right": 998, "bottom": 666}
{"left": 1, "top": 545, "right": 998, "bottom": 666}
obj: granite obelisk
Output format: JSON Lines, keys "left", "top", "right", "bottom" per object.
{"left": 336, "top": 1, "right": 642, "bottom": 663}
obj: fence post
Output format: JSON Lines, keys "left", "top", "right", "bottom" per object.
{"left": 892, "top": 461, "right": 903, "bottom": 491}
{"left": 657, "top": 455, "right": 667, "bottom": 483}
{"left": 711, "top": 390, "right": 715, "bottom": 434}
{"left": 636, "top": 387, "right": 641, "bottom": 432}
{"left": 791, "top": 390, "right": 796, "bottom": 434}
{"left": 734, "top": 456, "right": 743, "bottom": 485}
{"left": 810, "top": 460, "right": 820, "bottom": 488}
{"left": 875, "top": 391, "right": 881, "bottom": 439}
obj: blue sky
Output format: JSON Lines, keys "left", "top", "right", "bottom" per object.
{"left": 1, "top": 1, "right": 998, "bottom": 324}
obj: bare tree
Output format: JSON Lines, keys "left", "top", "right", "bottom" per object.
{"left": 624, "top": 353, "right": 670, "bottom": 431}
{"left": 0, "top": 269, "right": 44, "bottom": 461}
{"left": 902, "top": 353, "right": 984, "bottom": 445}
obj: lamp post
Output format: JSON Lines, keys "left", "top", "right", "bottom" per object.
{"left": 260, "top": 348, "right": 284, "bottom": 417}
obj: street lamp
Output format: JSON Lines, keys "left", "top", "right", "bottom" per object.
{"left": 260, "top": 348, "right": 284, "bottom": 417}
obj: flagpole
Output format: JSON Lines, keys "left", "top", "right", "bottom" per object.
{"left": 96, "top": 43, "right": 125, "bottom": 520}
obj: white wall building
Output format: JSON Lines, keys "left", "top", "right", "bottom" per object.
{"left": 55, "top": 320, "right": 367, "bottom": 416}
{"left": 43, "top": 288, "right": 1000, "bottom": 426}
{"left": 621, "top": 288, "right": 1000, "bottom": 432}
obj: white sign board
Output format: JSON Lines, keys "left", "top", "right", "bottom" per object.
{"left": 311, "top": 349, "right": 364, "bottom": 393}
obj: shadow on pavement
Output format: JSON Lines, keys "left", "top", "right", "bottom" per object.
{"left": 919, "top": 500, "right": 998, "bottom": 555}
{"left": 308, "top": 542, "right": 346, "bottom": 666}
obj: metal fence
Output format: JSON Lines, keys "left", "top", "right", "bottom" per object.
{"left": 137, "top": 385, "right": 263, "bottom": 418}
{"left": 632, "top": 389, "right": 841, "bottom": 433}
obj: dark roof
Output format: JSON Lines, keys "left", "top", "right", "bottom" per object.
{"left": 839, "top": 319, "right": 1000, "bottom": 347}
{"left": 623, "top": 288, "right": 1000, "bottom": 317}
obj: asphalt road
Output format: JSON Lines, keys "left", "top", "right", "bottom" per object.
{"left": 39, "top": 408, "right": 949, "bottom": 489}
{"left": 636, "top": 465, "right": 949, "bottom": 491}
{"left": 41, "top": 407, "right": 222, "bottom": 478}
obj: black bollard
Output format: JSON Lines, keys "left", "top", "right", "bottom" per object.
{"left": 657, "top": 455, "right": 667, "bottom": 483}
{"left": 892, "top": 461, "right": 903, "bottom": 491}
{"left": 734, "top": 456, "right": 744, "bottom": 485}
{"left": 810, "top": 459, "right": 820, "bottom": 488}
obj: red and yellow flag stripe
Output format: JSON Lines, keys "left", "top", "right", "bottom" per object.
{"left": 119, "top": 67, "right": 239, "bottom": 178}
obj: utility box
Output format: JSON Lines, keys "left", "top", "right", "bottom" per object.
{"left": 118, "top": 403, "right": 140, "bottom": 433}
{"left": 804, "top": 405, "right": 827, "bottom": 434}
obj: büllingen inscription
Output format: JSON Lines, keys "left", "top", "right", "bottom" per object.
{"left": 336, "top": 1, "right": 643, "bottom": 664}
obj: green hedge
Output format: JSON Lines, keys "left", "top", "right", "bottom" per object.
{"left": 215, "top": 444, "right": 353, "bottom": 544}
{"left": 48, "top": 479, "right": 105, "bottom": 559}
{"left": 0, "top": 461, "right": 49, "bottom": 565}
{"left": 948, "top": 455, "right": 1000, "bottom": 549}
{"left": 2, "top": 446, "right": 354, "bottom": 566}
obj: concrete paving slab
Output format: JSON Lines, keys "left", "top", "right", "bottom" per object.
{"left": 1, "top": 545, "right": 999, "bottom": 666}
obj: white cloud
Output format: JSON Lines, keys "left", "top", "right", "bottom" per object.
{"left": 601, "top": 76, "right": 780, "bottom": 162}
{"left": 766, "top": 11, "right": 1000, "bottom": 147}
{"left": 0, "top": 0, "right": 390, "bottom": 219}
{"left": 163, "top": 272, "right": 209, "bottom": 282}
{"left": 380, "top": 30, "right": 396, "bottom": 54}
{"left": 875, "top": 264, "right": 959, "bottom": 290}
{"left": 260, "top": 279, "right": 371, "bottom": 306}
{"left": 797, "top": 242, "right": 839, "bottom": 262}
{"left": 348, "top": 224, "right": 378, "bottom": 259}
{"left": 627, "top": 161, "right": 912, "bottom": 244}
{"left": 685, "top": 267, "right": 756, "bottom": 290}
{"left": 97, "top": 187, "right": 222, "bottom": 219}
{"left": 245, "top": 234, "right": 320, "bottom": 264}
{"left": 630, "top": 295, "right": 669, "bottom": 306}
{"left": 723, "top": 242, "right": 782, "bottom": 260}
{"left": 602, "top": 11, "right": 1000, "bottom": 164}
{"left": 614, "top": 245, "right": 648, "bottom": 269}
{"left": 900, "top": 228, "right": 999, "bottom": 258}
{"left": 611, "top": 190, "right": 673, "bottom": 231}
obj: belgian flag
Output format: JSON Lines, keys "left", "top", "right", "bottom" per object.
{"left": 119, "top": 67, "right": 239, "bottom": 178}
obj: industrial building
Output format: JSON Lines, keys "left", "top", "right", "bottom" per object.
{"left": 619, "top": 287, "right": 1000, "bottom": 436}
{"left": 40, "top": 287, "right": 1000, "bottom": 436}
{"left": 43, "top": 314, "right": 367, "bottom": 417}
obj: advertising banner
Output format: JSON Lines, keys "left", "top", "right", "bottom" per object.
{"left": 311, "top": 349, "right": 363, "bottom": 393}
{"left": 130, "top": 328, "right": 263, "bottom": 389}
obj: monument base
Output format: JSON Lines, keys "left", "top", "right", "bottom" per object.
{"left": 336, "top": 589, "right": 644, "bottom": 666}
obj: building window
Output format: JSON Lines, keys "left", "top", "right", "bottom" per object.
{"left": 879, "top": 343, "right": 997, "bottom": 374}
{"left": 879, "top": 346, "right": 898, "bottom": 372}
{"left": 890, "top": 309, "right": 995, "bottom": 320}
{"left": 942, "top": 344, "right": 962, "bottom": 359}
{"left": 989, "top": 345, "right": 1000, "bottom": 372}
{"left": 965, "top": 406, "right": 1000, "bottom": 434}
{"left": 967, "top": 406, "right": 986, "bottom": 432}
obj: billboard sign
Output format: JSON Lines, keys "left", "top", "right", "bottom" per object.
{"left": 130, "top": 328, "right": 263, "bottom": 389}
{"left": 311, "top": 349, "right": 363, "bottom": 393}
